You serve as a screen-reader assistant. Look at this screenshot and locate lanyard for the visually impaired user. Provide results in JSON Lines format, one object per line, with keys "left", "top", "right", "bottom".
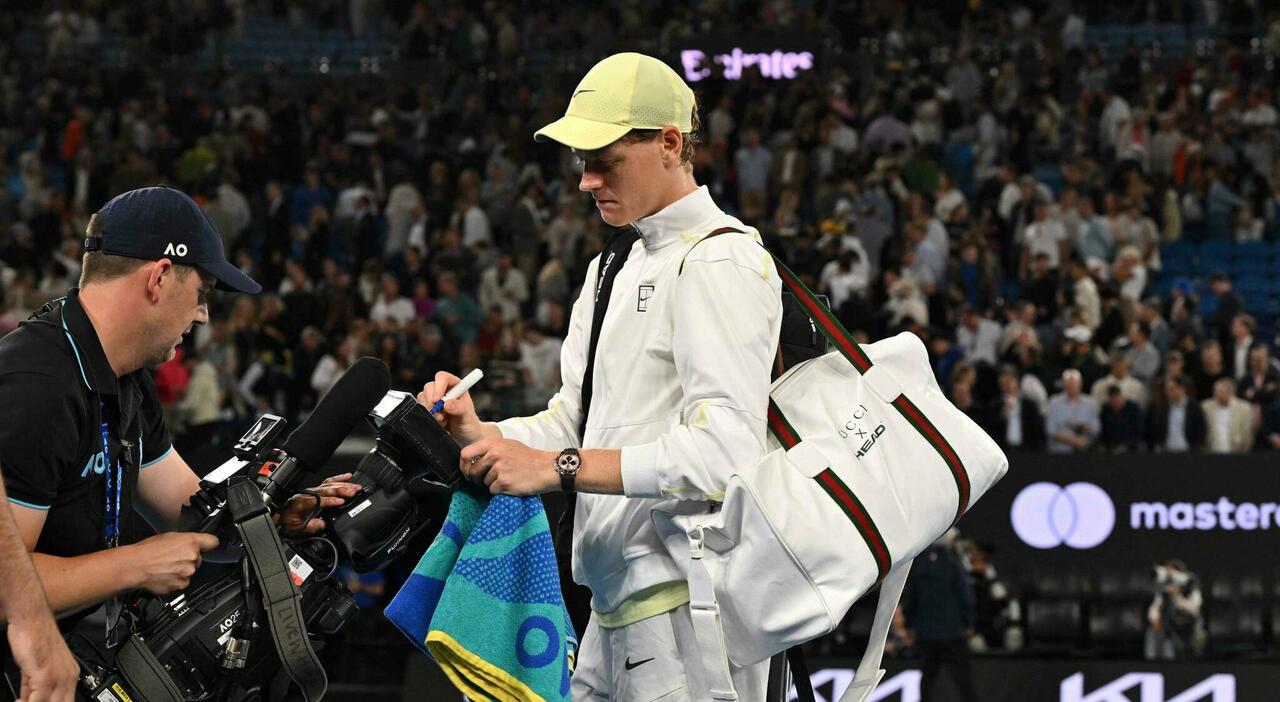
{"left": 99, "top": 400, "right": 123, "bottom": 548}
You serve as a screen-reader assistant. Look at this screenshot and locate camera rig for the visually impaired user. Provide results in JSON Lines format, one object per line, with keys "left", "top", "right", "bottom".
{"left": 73, "top": 359, "right": 461, "bottom": 702}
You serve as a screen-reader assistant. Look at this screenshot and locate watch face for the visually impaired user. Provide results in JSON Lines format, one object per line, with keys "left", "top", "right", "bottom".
{"left": 557, "top": 453, "right": 580, "bottom": 474}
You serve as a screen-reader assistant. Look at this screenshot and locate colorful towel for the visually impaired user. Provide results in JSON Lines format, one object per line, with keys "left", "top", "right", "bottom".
{"left": 385, "top": 485, "right": 577, "bottom": 701}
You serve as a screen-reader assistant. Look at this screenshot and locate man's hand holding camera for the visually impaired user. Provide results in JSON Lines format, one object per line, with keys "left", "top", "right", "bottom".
{"left": 277, "top": 473, "right": 362, "bottom": 534}
{"left": 125, "top": 532, "right": 221, "bottom": 595}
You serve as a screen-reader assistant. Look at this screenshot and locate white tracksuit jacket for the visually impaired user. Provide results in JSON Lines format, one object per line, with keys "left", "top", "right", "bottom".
{"left": 497, "top": 186, "right": 783, "bottom": 616}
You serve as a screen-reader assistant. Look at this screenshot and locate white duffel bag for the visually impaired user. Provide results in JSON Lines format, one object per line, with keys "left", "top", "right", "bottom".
{"left": 653, "top": 257, "right": 1009, "bottom": 702}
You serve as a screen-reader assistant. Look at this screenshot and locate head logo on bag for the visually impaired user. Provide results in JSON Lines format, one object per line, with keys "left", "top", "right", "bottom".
{"left": 1011, "top": 482, "right": 1115, "bottom": 549}
{"left": 854, "top": 424, "right": 886, "bottom": 459}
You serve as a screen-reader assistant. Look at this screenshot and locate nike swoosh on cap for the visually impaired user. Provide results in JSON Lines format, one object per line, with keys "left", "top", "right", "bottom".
{"left": 624, "top": 656, "right": 655, "bottom": 671}
{"left": 573, "top": 89, "right": 597, "bottom": 98}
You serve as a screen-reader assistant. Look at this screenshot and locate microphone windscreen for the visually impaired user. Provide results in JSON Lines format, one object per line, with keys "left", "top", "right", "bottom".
{"left": 280, "top": 357, "right": 391, "bottom": 471}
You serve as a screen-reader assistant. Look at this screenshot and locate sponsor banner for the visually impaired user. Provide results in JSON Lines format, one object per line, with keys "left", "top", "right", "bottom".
{"left": 671, "top": 35, "right": 820, "bottom": 82}
{"left": 959, "top": 451, "right": 1280, "bottom": 575}
{"left": 797, "top": 658, "right": 1273, "bottom": 701}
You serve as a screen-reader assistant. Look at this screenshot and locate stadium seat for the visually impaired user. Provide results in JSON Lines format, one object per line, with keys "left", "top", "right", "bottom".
{"left": 1238, "top": 576, "right": 1265, "bottom": 601}
{"left": 1198, "top": 240, "right": 1233, "bottom": 259}
{"left": 1198, "top": 294, "right": 1220, "bottom": 319}
{"left": 1245, "top": 298, "right": 1280, "bottom": 320}
{"left": 1237, "top": 278, "right": 1272, "bottom": 299}
{"left": 1096, "top": 571, "right": 1127, "bottom": 599}
{"left": 1098, "top": 569, "right": 1152, "bottom": 601}
{"left": 1196, "top": 255, "right": 1229, "bottom": 276}
{"left": 1089, "top": 602, "right": 1145, "bottom": 653}
{"left": 1209, "top": 577, "right": 1236, "bottom": 602}
{"left": 1234, "top": 241, "right": 1269, "bottom": 261}
{"left": 1034, "top": 571, "right": 1089, "bottom": 598}
{"left": 1207, "top": 604, "right": 1267, "bottom": 653}
{"left": 1271, "top": 604, "right": 1280, "bottom": 647}
{"left": 1183, "top": 221, "right": 1208, "bottom": 241}
{"left": 1027, "top": 599, "right": 1083, "bottom": 649}
{"left": 1033, "top": 165, "right": 1065, "bottom": 198}
{"left": 1131, "top": 27, "right": 1157, "bottom": 45}
{"left": 1161, "top": 240, "right": 1195, "bottom": 261}
{"left": 1232, "top": 258, "right": 1272, "bottom": 276}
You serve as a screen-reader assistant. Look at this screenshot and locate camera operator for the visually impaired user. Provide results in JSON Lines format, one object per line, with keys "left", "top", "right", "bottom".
{"left": 0, "top": 474, "right": 78, "bottom": 702}
{"left": 0, "top": 188, "right": 359, "bottom": 684}
{"left": 1145, "top": 559, "right": 1204, "bottom": 660}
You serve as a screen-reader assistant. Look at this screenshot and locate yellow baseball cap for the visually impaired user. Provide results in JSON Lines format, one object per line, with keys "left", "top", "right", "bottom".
{"left": 535, "top": 52, "right": 695, "bottom": 151}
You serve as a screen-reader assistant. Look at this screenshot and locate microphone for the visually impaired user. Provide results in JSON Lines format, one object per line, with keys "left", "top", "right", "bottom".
{"left": 261, "top": 357, "right": 392, "bottom": 506}
{"left": 281, "top": 357, "right": 392, "bottom": 471}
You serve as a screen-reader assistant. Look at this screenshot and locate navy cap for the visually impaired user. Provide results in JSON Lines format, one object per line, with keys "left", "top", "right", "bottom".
{"left": 88, "top": 186, "right": 262, "bottom": 294}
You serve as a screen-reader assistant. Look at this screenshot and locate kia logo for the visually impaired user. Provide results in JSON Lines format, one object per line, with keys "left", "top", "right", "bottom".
{"left": 1011, "top": 482, "right": 1115, "bottom": 549}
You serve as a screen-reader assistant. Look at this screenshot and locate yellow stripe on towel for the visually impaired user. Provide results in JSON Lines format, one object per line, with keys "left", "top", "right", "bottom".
{"left": 426, "top": 631, "right": 547, "bottom": 702}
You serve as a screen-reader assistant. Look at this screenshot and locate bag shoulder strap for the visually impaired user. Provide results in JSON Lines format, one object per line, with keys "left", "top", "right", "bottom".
{"left": 556, "top": 228, "right": 640, "bottom": 637}
{"left": 579, "top": 228, "right": 640, "bottom": 440}
{"left": 678, "top": 226, "right": 743, "bottom": 275}
{"left": 684, "top": 528, "right": 911, "bottom": 702}
{"left": 838, "top": 561, "right": 911, "bottom": 702}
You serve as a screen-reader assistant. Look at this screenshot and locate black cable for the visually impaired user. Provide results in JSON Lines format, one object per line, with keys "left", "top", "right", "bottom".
{"left": 290, "top": 536, "right": 341, "bottom": 582}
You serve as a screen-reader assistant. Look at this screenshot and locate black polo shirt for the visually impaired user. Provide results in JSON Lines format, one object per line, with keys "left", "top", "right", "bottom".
{"left": 0, "top": 289, "right": 172, "bottom": 559}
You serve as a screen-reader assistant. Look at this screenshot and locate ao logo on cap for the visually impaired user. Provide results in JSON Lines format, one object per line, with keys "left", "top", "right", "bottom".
{"left": 1011, "top": 482, "right": 1115, "bottom": 549}
{"left": 164, "top": 242, "right": 188, "bottom": 257}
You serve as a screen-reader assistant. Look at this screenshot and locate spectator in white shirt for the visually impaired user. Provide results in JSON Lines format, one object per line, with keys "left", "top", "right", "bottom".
{"left": 1046, "top": 369, "right": 1100, "bottom": 453}
{"left": 1112, "top": 245, "right": 1148, "bottom": 307}
{"left": 956, "top": 305, "right": 1002, "bottom": 366}
{"left": 934, "top": 172, "right": 968, "bottom": 224}
{"left": 1091, "top": 355, "right": 1150, "bottom": 410}
{"left": 478, "top": 253, "right": 531, "bottom": 323}
{"left": 519, "top": 324, "right": 563, "bottom": 407}
{"left": 1202, "top": 377, "right": 1254, "bottom": 453}
{"left": 1099, "top": 87, "right": 1132, "bottom": 157}
{"left": 369, "top": 273, "right": 417, "bottom": 330}
{"left": 1242, "top": 87, "right": 1279, "bottom": 128}
{"left": 734, "top": 127, "right": 772, "bottom": 214}
{"left": 818, "top": 249, "right": 869, "bottom": 311}
{"left": 456, "top": 190, "right": 492, "bottom": 248}
{"left": 1019, "top": 200, "right": 1067, "bottom": 278}
{"left": 311, "top": 338, "right": 356, "bottom": 397}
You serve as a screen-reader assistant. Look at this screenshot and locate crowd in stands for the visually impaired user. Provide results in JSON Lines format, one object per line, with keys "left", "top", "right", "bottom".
{"left": 6, "top": 0, "right": 1280, "bottom": 468}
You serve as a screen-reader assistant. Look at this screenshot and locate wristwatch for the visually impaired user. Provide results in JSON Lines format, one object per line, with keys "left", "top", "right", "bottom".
{"left": 555, "top": 448, "right": 581, "bottom": 493}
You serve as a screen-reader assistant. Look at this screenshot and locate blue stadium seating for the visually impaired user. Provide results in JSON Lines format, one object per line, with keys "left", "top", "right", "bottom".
{"left": 1199, "top": 294, "right": 1220, "bottom": 319}
{"left": 1161, "top": 241, "right": 1195, "bottom": 262}
{"left": 1198, "top": 240, "right": 1233, "bottom": 259}
{"left": 1234, "top": 241, "right": 1269, "bottom": 261}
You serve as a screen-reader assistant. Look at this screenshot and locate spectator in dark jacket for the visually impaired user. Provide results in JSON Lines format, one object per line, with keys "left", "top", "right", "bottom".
{"left": 1100, "top": 385, "right": 1145, "bottom": 453}
{"left": 1208, "top": 273, "right": 1244, "bottom": 349}
{"left": 1149, "top": 375, "right": 1206, "bottom": 452}
{"left": 903, "top": 537, "right": 979, "bottom": 702}
{"left": 989, "top": 365, "right": 1045, "bottom": 450}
